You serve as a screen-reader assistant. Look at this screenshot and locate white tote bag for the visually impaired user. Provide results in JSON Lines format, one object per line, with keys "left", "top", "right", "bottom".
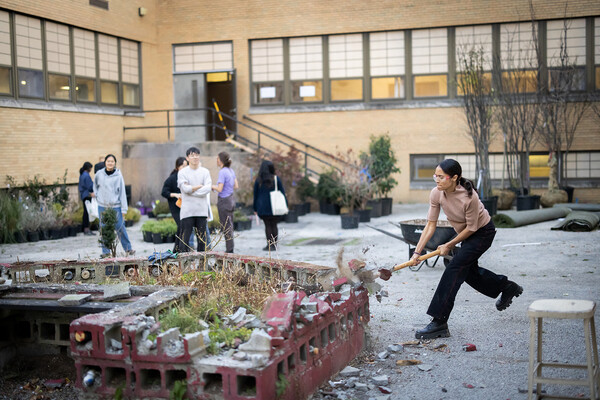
{"left": 270, "top": 177, "right": 288, "bottom": 216}
{"left": 85, "top": 198, "right": 99, "bottom": 220}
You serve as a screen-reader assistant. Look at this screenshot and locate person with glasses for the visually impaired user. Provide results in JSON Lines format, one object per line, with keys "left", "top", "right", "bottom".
{"left": 410, "top": 159, "right": 523, "bottom": 339}
{"left": 177, "top": 147, "right": 212, "bottom": 252}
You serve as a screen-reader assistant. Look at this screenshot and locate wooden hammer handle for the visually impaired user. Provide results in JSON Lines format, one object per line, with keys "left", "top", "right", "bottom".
{"left": 392, "top": 249, "right": 442, "bottom": 272}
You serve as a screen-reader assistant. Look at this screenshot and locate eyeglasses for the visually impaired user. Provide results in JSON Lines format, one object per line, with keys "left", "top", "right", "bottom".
{"left": 433, "top": 174, "right": 450, "bottom": 182}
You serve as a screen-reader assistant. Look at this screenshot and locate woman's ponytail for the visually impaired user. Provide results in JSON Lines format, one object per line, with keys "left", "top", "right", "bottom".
{"left": 459, "top": 177, "right": 474, "bottom": 197}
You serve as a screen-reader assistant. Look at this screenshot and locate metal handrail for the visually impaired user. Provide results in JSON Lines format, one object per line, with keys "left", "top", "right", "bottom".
{"left": 123, "top": 106, "right": 341, "bottom": 177}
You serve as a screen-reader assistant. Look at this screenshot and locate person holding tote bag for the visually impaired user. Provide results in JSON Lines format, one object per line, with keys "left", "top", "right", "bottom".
{"left": 253, "top": 160, "right": 287, "bottom": 251}
{"left": 78, "top": 161, "right": 95, "bottom": 236}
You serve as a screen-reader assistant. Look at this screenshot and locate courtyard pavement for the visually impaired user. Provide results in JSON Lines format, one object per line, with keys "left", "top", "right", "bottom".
{"left": 1, "top": 203, "right": 599, "bottom": 400}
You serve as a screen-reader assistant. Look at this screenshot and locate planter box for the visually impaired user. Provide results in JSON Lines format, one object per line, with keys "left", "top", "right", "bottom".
{"left": 356, "top": 208, "right": 371, "bottom": 223}
{"left": 68, "top": 225, "right": 79, "bottom": 237}
{"left": 234, "top": 220, "right": 252, "bottom": 231}
{"left": 367, "top": 199, "right": 382, "bottom": 218}
{"left": 381, "top": 197, "right": 393, "bottom": 216}
{"left": 341, "top": 213, "right": 359, "bottom": 229}
{"left": 26, "top": 230, "right": 39, "bottom": 242}
{"left": 14, "top": 230, "right": 26, "bottom": 243}
{"left": 481, "top": 196, "right": 498, "bottom": 217}
{"left": 125, "top": 220, "right": 134, "bottom": 227}
{"left": 142, "top": 231, "right": 153, "bottom": 243}
{"left": 284, "top": 210, "right": 299, "bottom": 223}
{"left": 152, "top": 232, "right": 163, "bottom": 244}
{"left": 516, "top": 195, "right": 541, "bottom": 211}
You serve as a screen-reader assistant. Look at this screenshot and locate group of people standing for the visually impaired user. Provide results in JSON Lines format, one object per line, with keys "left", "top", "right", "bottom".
{"left": 78, "top": 147, "right": 288, "bottom": 258}
{"left": 78, "top": 154, "right": 135, "bottom": 257}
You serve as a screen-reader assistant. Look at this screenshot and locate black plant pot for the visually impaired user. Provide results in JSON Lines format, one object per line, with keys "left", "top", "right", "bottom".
{"left": 304, "top": 202, "right": 311, "bottom": 214}
{"left": 27, "top": 230, "right": 39, "bottom": 242}
{"left": 68, "top": 225, "right": 78, "bottom": 237}
{"left": 340, "top": 213, "right": 359, "bottom": 229}
{"left": 38, "top": 229, "right": 50, "bottom": 240}
{"left": 367, "top": 199, "right": 382, "bottom": 218}
{"left": 326, "top": 202, "right": 341, "bottom": 215}
{"left": 143, "top": 231, "right": 153, "bottom": 242}
{"left": 356, "top": 208, "right": 371, "bottom": 223}
{"left": 481, "top": 196, "right": 498, "bottom": 217}
{"left": 14, "top": 230, "right": 26, "bottom": 243}
{"left": 165, "top": 234, "right": 175, "bottom": 243}
{"left": 236, "top": 220, "right": 252, "bottom": 231}
{"left": 125, "top": 220, "right": 134, "bottom": 227}
{"left": 319, "top": 200, "right": 328, "bottom": 214}
{"left": 61, "top": 226, "right": 69, "bottom": 238}
{"left": 152, "top": 232, "right": 163, "bottom": 244}
{"left": 560, "top": 186, "right": 574, "bottom": 203}
{"left": 516, "top": 195, "right": 541, "bottom": 211}
{"left": 50, "top": 227, "right": 62, "bottom": 240}
{"left": 381, "top": 197, "right": 393, "bottom": 216}
{"left": 294, "top": 203, "right": 307, "bottom": 216}
{"left": 284, "top": 210, "right": 299, "bottom": 223}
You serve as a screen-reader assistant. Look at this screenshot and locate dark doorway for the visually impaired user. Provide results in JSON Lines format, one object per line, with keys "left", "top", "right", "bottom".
{"left": 206, "top": 71, "right": 236, "bottom": 141}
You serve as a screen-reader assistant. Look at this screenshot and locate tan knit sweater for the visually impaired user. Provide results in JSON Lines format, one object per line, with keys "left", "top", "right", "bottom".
{"left": 426, "top": 185, "right": 490, "bottom": 233}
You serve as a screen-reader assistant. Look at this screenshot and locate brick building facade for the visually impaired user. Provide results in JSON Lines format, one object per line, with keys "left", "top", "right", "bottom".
{"left": 1, "top": 0, "right": 599, "bottom": 203}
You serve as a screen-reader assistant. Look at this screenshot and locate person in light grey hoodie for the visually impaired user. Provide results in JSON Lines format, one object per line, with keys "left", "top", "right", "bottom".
{"left": 93, "top": 154, "right": 135, "bottom": 257}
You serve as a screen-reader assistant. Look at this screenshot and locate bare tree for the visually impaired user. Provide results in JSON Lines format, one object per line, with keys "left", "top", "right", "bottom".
{"left": 492, "top": 21, "right": 541, "bottom": 196}
{"left": 537, "top": 16, "right": 591, "bottom": 190}
{"left": 456, "top": 46, "right": 496, "bottom": 198}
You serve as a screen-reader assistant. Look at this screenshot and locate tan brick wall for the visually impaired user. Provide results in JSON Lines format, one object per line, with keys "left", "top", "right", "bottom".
{"left": 1, "top": 0, "right": 599, "bottom": 204}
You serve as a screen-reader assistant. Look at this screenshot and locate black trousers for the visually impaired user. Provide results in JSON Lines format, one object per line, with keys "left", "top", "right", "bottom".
{"left": 180, "top": 216, "right": 207, "bottom": 252}
{"left": 82, "top": 197, "right": 92, "bottom": 229}
{"left": 168, "top": 202, "right": 183, "bottom": 253}
{"left": 217, "top": 195, "right": 235, "bottom": 253}
{"left": 261, "top": 216, "right": 279, "bottom": 246}
{"left": 427, "top": 220, "right": 507, "bottom": 320}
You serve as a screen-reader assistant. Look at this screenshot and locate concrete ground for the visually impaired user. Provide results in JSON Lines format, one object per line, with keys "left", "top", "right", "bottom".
{"left": 1, "top": 203, "right": 599, "bottom": 400}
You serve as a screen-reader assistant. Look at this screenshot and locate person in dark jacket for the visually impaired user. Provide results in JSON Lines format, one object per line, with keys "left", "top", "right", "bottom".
{"left": 93, "top": 156, "right": 105, "bottom": 174}
{"left": 253, "top": 160, "right": 286, "bottom": 251}
{"left": 161, "top": 156, "right": 187, "bottom": 252}
{"left": 78, "top": 161, "right": 95, "bottom": 236}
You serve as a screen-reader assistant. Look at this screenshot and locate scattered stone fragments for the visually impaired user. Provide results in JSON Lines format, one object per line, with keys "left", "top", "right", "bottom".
{"left": 339, "top": 366, "right": 361, "bottom": 378}
{"left": 58, "top": 293, "right": 91, "bottom": 306}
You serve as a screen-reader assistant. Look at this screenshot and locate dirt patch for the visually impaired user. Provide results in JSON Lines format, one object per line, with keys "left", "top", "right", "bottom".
{"left": 0, "top": 353, "right": 78, "bottom": 400}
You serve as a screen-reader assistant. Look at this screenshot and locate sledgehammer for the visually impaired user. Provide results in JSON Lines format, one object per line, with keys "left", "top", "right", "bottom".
{"left": 377, "top": 250, "right": 442, "bottom": 281}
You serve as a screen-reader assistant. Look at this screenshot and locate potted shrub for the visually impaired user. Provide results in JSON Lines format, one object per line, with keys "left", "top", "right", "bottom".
{"left": 141, "top": 220, "right": 159, "bottom": 243}
{"left": 20, "top": 201, "right": 42, "bottom": 242}
{"left": 367, "top": 134, "right": 400, "bottom": 216}
{"left": 316, "top": 168, "right": 343, "bottom": 215}
{"left": 153, "top": 200, "right": 171, "bottom": 219}
{"left": 38, "top": 203, "right": 57, "bottom": 240}
{"left": 337, "top": 148, "right": 372, "bottom": 229}
{"left": 161, "top": 218, "right": 178, "bottom": 243}
{"left": 124, "top": 207, "right": 141, "bottom": 227}
{"left": 233, "top": 210, "right": 252, "bottom": 231}
{"left": 99, "top": 208, "right": 119, "bottom": 257}
{"left": 296, "top": 175, "right": 316, "bottom": 215}
{"left": 0, "top": 190, "right": 22, "bottom": 244}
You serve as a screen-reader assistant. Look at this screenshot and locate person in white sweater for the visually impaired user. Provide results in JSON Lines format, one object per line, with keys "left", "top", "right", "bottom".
{"left": 177, "top": 147, "right": 212, "bottom": 252}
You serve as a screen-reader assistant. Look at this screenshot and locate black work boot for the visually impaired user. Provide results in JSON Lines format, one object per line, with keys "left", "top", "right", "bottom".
{"left": 415, "top": 318, "right": 450, "bottom": 339}
{"left": 496, "top": 281, "right": 523, "bottom": 311}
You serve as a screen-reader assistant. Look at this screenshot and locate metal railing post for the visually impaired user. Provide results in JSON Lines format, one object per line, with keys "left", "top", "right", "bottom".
{"left": 166, "top": 110, "right": 171, "bottom": 141}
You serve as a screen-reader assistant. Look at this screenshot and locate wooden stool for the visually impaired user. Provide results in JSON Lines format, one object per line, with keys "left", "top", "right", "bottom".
{"left": 528, "top": 299, "right": 599, "bottom": 400}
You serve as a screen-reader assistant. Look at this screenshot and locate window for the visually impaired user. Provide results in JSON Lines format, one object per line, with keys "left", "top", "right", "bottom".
{"left": 98, "top": 34, "right": 118, "bottom": 104}
{"left": 329, "top": 34, "right": 363, "bottom": 101}
{"left": 566, "top": 152, "right": 600, "bottom": 179}
{"left": 547, "top": 19, "right": 586, "bottom": 91}
{"left": 500, "top": 22, "right": 538, "bottom": 93}
{"left": 529, "top": 154, "right": 549, "bottom": 178}
{"left": 251, "top": 39, "right": 284, "bottom": 104}
{"left": 173, "top": 42, "right": 233, "bottom": 73}
{"left": 290, "top": 36, "right": 323, "bottom": 102}
{"left": 121, "top": 39, "right": 139, "bottom": 106}
{"left": 412, "top": 155, "right": 441, "bottom": 181}
{"left": 73, "top": 28, "right": 96, "bottom": 102}
{"left": 0, "top": 11, "right": 11, "bottom": 95}
{"left": 46, "top": 22, "right": 71, "bottom": 100}
{"left": 15, "top": 14, "right": 43, "bottom": 98}
{"left": 455, "top": 25, "right": 493, "bottom": 95}
{"left": 412, "top": 28, "right": 448, "bottom": 97}
{"left": 370, "top": 31, "right": 405, "bottom": 99}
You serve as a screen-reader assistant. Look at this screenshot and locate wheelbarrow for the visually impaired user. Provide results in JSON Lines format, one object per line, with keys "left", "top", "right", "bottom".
{"left": 367, "top": 219, "right": 458, "bottom": 271}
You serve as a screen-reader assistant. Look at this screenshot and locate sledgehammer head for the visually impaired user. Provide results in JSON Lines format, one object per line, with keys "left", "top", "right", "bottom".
{"left": 378, "top": 268, "right": 393, "bottom": 281}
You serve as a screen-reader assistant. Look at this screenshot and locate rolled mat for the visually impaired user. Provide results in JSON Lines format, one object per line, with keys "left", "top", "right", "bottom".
{"left": 492, "top": 207, "right": 571, "bottom": 228}
{"left": 551, "top": 211, "right": 600, "bottom": 232}
{"left": 553, "top": 203, "right": 600, "bottom": 212}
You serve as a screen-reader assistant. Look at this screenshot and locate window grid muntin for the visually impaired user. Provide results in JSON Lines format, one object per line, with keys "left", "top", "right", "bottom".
{"left": 546, "top": 19, "right": 586, "bottom": 67}
{"left": 369, "top": 31, "right": 405, "bottom": 76}
{"left": 289, "top": 36, "right": 323, "bottom": 80}
{"left": 251, "top": 39, "right": 284, "bottom": 82}
{"left": 455, "top": 25, "right": 493, "bottom": 71}
{"left": 15, "top": 14, "right": 42, "bottom": 70}
{"left": 120, "top": 39, "right": 139, "bottom": 84}
{"left": 412, "top": 28, "right": 448, "bottom": 74}
{"left": 0, "top": 11, "right": 11, "bottom": 66}
{"left": 45, "top": 21, "right": 70, "bottom": 74}
{"left": 500, "top": 22, "right": 537, "bottom": 70}
{"left": 73, "top": 28, "right": 96, "bottom": 78}
{"left": 98, "top": 34, "right": 118, "bottom": 81}
{"left": 173, "top": 42, "right": 233, "bottom": 73}
{"left": 566, "top": 152, "right": 600, "bottom": 179}
{"left": 329, "top": 33, "right": 363, "bottom": 78}
{"left": 595, "top": 18, "right": 600, "bottom": 65}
